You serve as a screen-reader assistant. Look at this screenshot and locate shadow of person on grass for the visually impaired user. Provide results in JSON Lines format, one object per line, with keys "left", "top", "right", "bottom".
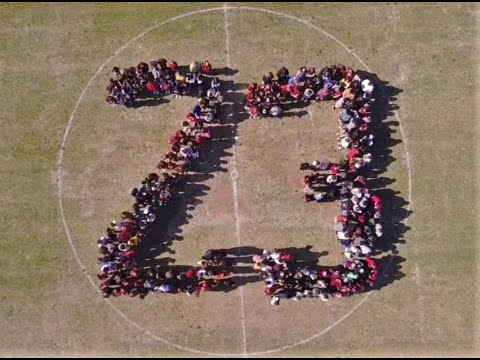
{"left": 374, "top": 254, "right": 407, "bottom": 289}
{"left": 131, "top": 97, "right": 170, "bottom": 108}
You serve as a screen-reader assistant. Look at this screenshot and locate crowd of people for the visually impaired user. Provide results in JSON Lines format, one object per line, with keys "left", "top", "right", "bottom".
{"left": 98, "top": 60, "right": 227, "bottom": 298}
{"left": 99, "top": 60, "right": 387, "bottom": 304}
{"left": 105, "top": 59, "right": 217, "bottom": 107}
{"left": 247, "top": 64, "right": 385, "bottom": 305}
{"left": 244, "top": 64, "right": 376, "bottom": 120}
{"left": 253, "top": 249, "right": 380, "bottom": 305}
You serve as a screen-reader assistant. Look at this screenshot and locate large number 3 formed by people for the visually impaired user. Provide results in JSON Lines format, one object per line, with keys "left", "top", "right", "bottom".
{"left": 99, "top": 59, "right": 385, "bottom": 306}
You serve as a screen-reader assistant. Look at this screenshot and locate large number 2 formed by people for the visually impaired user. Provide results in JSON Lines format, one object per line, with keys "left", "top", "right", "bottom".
{"left": 99, "top": 59, "right": 385, "bottom": 306}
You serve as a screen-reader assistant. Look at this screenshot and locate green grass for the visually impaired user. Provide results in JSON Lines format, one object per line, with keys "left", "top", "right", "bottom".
{"left": 0, "top": 2, "right": 477, "bottom": 357}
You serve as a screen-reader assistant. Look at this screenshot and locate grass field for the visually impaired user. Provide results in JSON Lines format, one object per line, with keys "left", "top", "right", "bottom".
{"left": 0, "top": 2, "right": 478, "bottom": 357}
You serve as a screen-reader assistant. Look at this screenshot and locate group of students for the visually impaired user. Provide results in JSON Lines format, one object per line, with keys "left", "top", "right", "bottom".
{"left": 99, "top": 245, "right": 235, "bottom": 299}
{"left": 124, "top": 249, "right": 235, "bottom": 299}
{"left": 106, "top": 59, "right": 216, "bottom": 107}
{"left": 253, "top": 249, "right": 380, "bottom": 305}
{"left": 140, "top": 261, "right": 236, "bottom": 298}
{"left": 98, "top": 64, "right": 225, "bottom": 298}
{"left": 99, "top": 60, "right": 387, "bottom": 303}
{"left": 248, "top": 64, "right": 384, "bottom": 305}
{"left": 244, "top": 64, "right": 376, "bottom": 121}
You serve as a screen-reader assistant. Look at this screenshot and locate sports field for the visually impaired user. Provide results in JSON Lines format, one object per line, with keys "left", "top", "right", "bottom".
{"left": 0, "top": 2, "right": 478, "bottom": 357}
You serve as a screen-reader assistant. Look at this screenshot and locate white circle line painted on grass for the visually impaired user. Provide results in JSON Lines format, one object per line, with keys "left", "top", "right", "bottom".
{"left": 230, "top": 169, "right": 239, "bottom": 180}
{"left": 56, "top": 5, "right": 413, "bottom": 357}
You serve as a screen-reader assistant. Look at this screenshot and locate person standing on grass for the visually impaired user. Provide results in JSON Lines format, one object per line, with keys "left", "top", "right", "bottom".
{"left": 201, "top": 60, "right": 213, "bottom": 75}
{"left": 146, "top": 79, "right": 160, "bottom": 100}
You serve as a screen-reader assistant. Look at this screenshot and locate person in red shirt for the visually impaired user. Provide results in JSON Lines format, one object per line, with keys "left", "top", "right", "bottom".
{"left": 201, "top": 60, "right": 213, "bottom": 75}
{"left": 248, "top": 105, "right": 261, "bottom": 119}
{"left": 279, "top": 253, "right": 294, "bottom": 263}
{"left": 215, "top": 270, "right": 230, "bottom": 280}
{"left": 186, "top": 268, "right": 197, "bottom": 280}
{"left": 186, "top": 112, "right": 198, "bottom": 126}
{"left": 169, "top": 60, "right": 178, "bottom": 71}
{"left": 354, "top": 175, "right": 366, "bottom": 185}
{"left": 264, "top": 285, "right": 280, "bottom": 296}
{"left": 345, "top": 66, "right": 355, "bottom": 81}
{"left": 368, "top": 268, "right": 379, "bottom": 283}
{"left": 168, "top": 136, "right": 180, "bottom": 146}
{"left": 366, "top": 258, "right": 377, "bottom": 269}
{"left": 146, "top": 80, "right": 160, "bottom": 100}
{"left": 198, "top": 280, "right": 211, "bottom": 294}
{"left": 348, "top": 147, "right": 362, "bottom": 162}
{"left": 119, "top": 222, "right": 134, "bottom": 242}
{"left": 215, "top": 270, "right": 236, "bottom": 288}
{"left": 332, "top": 87, "right": 343, "bottom": 99}
{"left": 175, "top": 130, "right": 187, "bottom": 140}
{"left": 125, "top": 249, "right": 136, "bottom": 259}
{"left": 357, "top": 213, "right": 367, "bottom": 225}
{"left": 330, "top": 277, "right": 343, "bottom": 290}
{"left": 290, "top": 86, "right": 303, "bottom": 101}
{"left": 246, "top": 91, "right": 255, "bottom": 104}
{"left": 330, "top": 164, "right": 342, "bottom": 175}
{"left": 280, "top": 83, "right": 292, "bottom": 96}
{"left": 372, "top": 195, "right": 382, "bottom": 209}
